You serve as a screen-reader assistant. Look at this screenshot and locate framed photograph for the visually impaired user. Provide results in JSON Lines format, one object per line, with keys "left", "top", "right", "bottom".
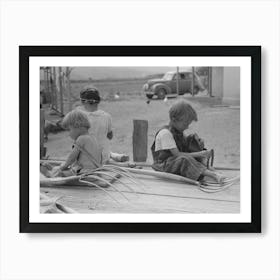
{"left": 20, "top": 46, "right": 261, "bottom": 233}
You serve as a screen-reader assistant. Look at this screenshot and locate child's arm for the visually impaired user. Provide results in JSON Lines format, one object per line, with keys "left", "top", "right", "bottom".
{"left": 59, "top": 146, "right": 80, "bottom": 170}
{"left": 156, "top": 129, "right": 210, "bottom": 158}
{"left": 52, "top": 148, "right": 80, "bottom": 177}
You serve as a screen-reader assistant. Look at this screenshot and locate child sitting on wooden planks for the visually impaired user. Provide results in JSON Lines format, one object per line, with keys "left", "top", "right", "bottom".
{"left": 52, "top": 110, "right": 102, "bottom": 177}
{"left": 151, "top": 100, "right": 225, "bottom": 183}
{"left": 78, "top": 86, "right": 129, "bottom": 163}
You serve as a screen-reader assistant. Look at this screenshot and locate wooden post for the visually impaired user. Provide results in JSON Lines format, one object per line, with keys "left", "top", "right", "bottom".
{"left": 208, "top": 67, "right": 212, "bottom": 97}
{"left": 43, "top": 68, "right": 47, "bottom": 92}
{"left": 40, "top": 109, "right": 45, "bottom": 158}
{"left": 52, "top": 67, "right": 58, "bottom": 109}
{"left": 49, "top": 67, "right": 54, "bottom": 107}
{"left": 192, "top": 66, "right": 195, "bottom": 96}
{"left": 176, "top": 66, "right": 179, "bottom": 95}
{"left": 133, "top": 120, "right": 148, "bottom": 162}
{"left": 58, "top": 67, "right": 64, "bottom": 115}
{"left": 46, "top": 68, "right": 50, "bottom": 97}
{"left": 66, "top": 67, "right": 72, "bottom": 113}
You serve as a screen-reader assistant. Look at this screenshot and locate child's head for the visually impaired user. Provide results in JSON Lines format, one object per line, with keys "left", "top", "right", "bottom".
{"left": 80, "top": 86, "right": 100, "bottom": 108}
{"left": 62, "top": 110, "right": 90, "bottom": 140}
{"left": 169, "top": 100, "right": 198, "bottom": 131}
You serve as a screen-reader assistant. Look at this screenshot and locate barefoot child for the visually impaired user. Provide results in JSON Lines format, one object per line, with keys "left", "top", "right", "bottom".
{"left": 151, "top": 100, "right": 225, "bottom": 183}
{"left": 79, "top": 86, "right": 129, "bottom": 163}
{"left": 52, "top": 110, "right": 102, "bottom": 177}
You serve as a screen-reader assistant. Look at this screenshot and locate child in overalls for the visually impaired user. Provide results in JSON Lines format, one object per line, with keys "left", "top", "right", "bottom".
{"left": 151, "top": 100, "right": 225, "bottom": 183}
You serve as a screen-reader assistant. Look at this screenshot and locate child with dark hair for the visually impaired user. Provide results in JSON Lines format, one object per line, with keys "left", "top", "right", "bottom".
{"left": 79, "top": 86, "right": 113, "bottom": 163}
{"left": 79, "top": 86, "right": 128, "bottom": 163}
{"left": 151, "top": 100, "right": 225, "bottom": 183}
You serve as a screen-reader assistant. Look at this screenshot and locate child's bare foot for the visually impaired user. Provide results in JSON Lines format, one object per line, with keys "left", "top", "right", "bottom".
{"left": 110, "top": 152, "right": 129, "bottom": 162}
{"left": 213, "top": 173, "right": 227, "bottom": 184}
{"left": 202, "top": 169, "right": 226, "bottom": 184}
{"left": 208, "top": 166, "right": 216, "bottom": 171}
{"left": 40, "top": 165, "right": 52, "bottom": 178}
{"left": 50, "top": 166, "right": 62, "bottom": 177}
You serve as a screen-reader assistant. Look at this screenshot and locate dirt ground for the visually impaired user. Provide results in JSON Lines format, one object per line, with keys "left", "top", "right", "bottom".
{"left": 44, "top": 94, "right": 240, "bottom": 168}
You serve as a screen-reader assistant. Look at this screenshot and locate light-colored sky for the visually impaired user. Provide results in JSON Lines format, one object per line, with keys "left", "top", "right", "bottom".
{"left": 71, "top": 67, "right": 189, "bottom": 80}
{"left": 40, "top": 66, "right": 193, "bottom": 80}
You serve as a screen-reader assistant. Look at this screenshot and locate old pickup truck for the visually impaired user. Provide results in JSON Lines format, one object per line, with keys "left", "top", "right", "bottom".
{"left": 143, "top": 70, "right": 205, "bottom": 99}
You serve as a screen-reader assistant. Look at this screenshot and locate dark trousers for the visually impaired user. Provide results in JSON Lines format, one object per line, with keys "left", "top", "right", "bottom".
{"left": 152, "top": 154, "right": 206, "bottom": 181}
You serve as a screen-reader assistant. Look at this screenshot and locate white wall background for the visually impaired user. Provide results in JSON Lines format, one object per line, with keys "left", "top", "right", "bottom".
{"left": 0, "top": 0, "right": 279, "bottom": 279}
{"left": 223, "top": 67, "right": 240, "bottom": 101}
{"left": 211, "top": 67, "right": 224, "bottom": 97}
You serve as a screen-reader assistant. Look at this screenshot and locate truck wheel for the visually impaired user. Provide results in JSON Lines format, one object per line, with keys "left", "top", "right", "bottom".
{"left": 157, "top": 88, "right": 166, "bottom": 99}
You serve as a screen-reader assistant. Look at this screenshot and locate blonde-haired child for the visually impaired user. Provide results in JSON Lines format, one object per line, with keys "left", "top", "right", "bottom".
{"left": 151, "top": 100, "right": 225, "bottom": 183}
{"left": 53, "top": 110, "right": 102, "bottom": 177}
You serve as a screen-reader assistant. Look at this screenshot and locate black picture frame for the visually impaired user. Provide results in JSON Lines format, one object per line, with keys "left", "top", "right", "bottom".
{"left": 20, "top": 46, "right": 261, "bottom": 233}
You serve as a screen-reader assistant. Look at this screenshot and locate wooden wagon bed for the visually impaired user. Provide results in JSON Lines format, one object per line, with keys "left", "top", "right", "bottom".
{"left": 40, "top": 169, "right": 240, "bottom": 214}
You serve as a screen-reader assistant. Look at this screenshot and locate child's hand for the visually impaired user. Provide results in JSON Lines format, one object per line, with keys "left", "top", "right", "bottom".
{"left": 202, "top": 150, "right": 212, "bottom": 158}
{"left": 200, "top": 150, "right": 214, "bottom": 169}
{"left": 194, "top": 150, "right": 211, "bottom": 158}
{"left": 198, "top": 138, "right": 204, "bottom": 148}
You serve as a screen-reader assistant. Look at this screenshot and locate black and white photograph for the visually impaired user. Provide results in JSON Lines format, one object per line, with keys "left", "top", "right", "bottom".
{"left": 20, "top": 46, "right": 260, "bottom": 232}
{"left": 39, "top": 66, "right": 241, "bottom": 213}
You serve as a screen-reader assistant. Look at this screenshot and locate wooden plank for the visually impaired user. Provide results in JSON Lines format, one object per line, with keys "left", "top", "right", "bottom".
{"left": 41, "top": 187, "right": 239, "bottom": 213}
{"left": 40, "top": 169, "right": 239, "bottom": 213}
{"left": 125, "top": 170, "right": 240, "bottom": 202}
{"left": 133, "top": 120, "right": 148, "bottom": 162}
{"left": 40, "top": 169, "right": 239, "bottom": 202}
{"left": 114, "top": 177, "right": 239, "bottom": 203}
